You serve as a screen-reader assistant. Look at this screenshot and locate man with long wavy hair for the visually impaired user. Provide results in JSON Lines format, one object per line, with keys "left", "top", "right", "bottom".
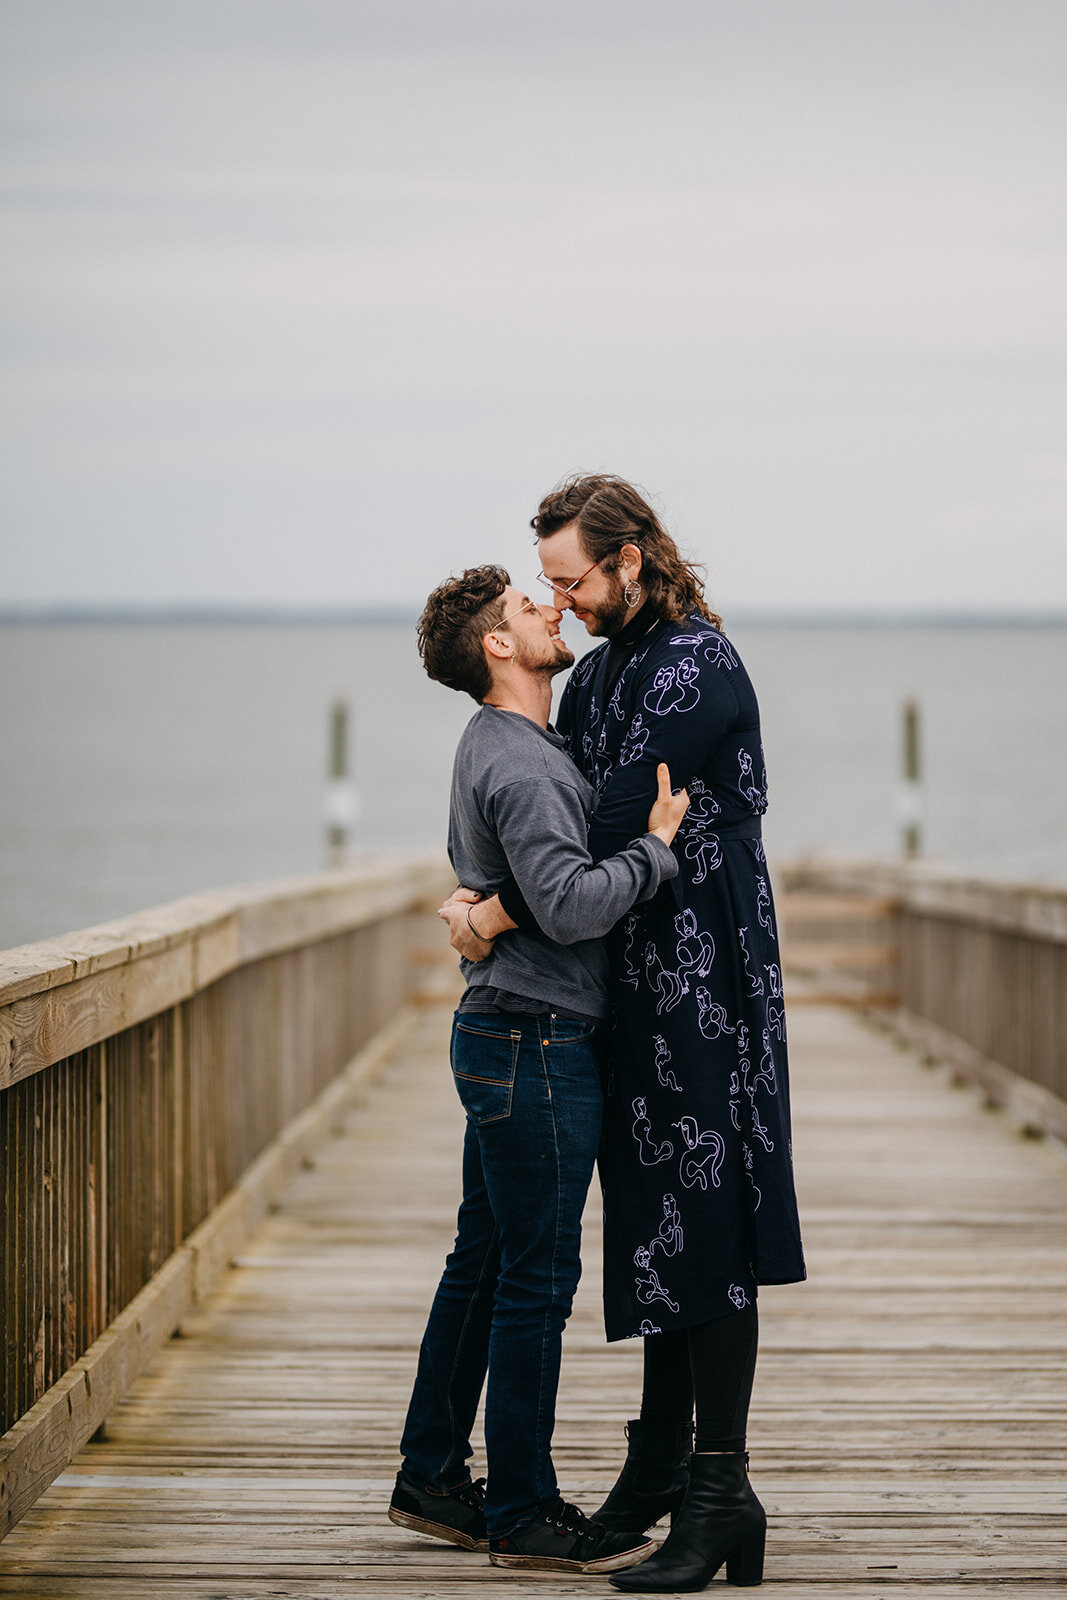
{"left": 442, "top": 475, "right": 806, "bottom": 1594}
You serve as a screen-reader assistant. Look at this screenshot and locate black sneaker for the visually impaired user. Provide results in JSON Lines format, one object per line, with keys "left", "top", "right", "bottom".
{"left": 489, "top": 1496, "right": 657, "bottom": 1574}
{"left": 388, "top": 1470, "right": 489, "bottom": 1551}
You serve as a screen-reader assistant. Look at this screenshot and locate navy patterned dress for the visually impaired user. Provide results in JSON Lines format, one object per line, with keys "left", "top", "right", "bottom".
{"left": 557, "top": 613, "right": 806, "bottom": 1342}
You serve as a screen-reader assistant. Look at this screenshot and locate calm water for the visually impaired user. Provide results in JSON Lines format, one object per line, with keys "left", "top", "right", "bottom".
{"left": 2, "top": 620, "right": 1065, "bottom": 950}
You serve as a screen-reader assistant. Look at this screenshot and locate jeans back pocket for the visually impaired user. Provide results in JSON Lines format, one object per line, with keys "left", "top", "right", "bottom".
{"left": 451, "top": 1017, "right": 520, "bottom": 1125}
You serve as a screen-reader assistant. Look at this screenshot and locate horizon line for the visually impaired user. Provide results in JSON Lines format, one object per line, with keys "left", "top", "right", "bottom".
{"left": 2, "top": 603, "right": 1066, "bottom": 628}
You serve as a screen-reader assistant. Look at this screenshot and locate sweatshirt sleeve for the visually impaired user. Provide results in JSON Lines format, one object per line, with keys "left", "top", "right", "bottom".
{"left": 487, "top": 774, "right": 678, "bottom": 945}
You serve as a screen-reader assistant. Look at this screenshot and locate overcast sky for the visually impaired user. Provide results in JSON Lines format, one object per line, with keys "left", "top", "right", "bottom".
{"left": 2, "top": 0, "right": 1065, "bottom": 615}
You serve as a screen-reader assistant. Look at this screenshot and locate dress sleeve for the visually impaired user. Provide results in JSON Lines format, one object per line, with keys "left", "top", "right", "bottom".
{"left": 586, "top": 649, "right": 740, "bottom": 863}
{"left": 555, "top": 675, "right": 576, "bottom": 750}
{"left": 497, "top": 877, "right": 538, "bottom": 933}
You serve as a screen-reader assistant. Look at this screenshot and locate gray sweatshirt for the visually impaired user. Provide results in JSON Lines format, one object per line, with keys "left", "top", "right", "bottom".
{"left": 448, "top": 705, "right": 678, "bottom": 1018}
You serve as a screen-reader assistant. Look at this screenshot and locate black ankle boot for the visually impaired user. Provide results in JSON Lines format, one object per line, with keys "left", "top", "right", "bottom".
{"left": 591, "top": 1418, "right": 693, "bottom": 1534}
{"left": 609, "top": 1451, "right": 766, "bottom": 1592}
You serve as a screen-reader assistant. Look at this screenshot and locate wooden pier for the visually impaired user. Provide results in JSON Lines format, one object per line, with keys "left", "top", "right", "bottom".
{"left": 2, "top": 970, "right": 1065, "bottom": 1595}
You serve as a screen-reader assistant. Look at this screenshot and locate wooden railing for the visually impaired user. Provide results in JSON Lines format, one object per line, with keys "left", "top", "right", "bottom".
{"left": 0, "top": 855, "right": 453, "bottom": 1538}
{"left": 778, "top": 857, "right": 1067, "bottom": 1141}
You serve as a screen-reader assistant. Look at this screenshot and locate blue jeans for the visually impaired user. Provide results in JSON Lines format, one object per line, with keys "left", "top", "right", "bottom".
{"left": 399, "top": 1010, "right": 604, "bottom": 1539}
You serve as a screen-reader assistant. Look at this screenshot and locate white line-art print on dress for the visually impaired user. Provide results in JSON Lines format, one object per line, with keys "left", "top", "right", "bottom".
{"left": 634, "top": 1266, "right": 680, "bottom": 1314}
{"left": 607, "top": 672, "right": 630, "bottom": 722}
{"left": 745, "top": 1107, "right": 775, "bottom": 1158}
{"left": 643, "top": 658, "right": 701, "bottom": 717}
{"left": 618, "top": 713, "right": 649, "bottom": 766}
{"left": 653, "top": 1034, "right": 682, "bottom": 1093}
{"left": 763, "top": 962, "right": 785, "bottom": 1043}
{"left": 668, "top": 632, "right": 739, "bottom": 672}
{"left": 634, "top": 1193, "right": 684, "bottom": 1268}
{"left": 735, "top": 1019, "right": 775, "bottom": 1155}
{"left": 742, "top": 1142, "right": 762, "bottom": 1210}
{"left": 677, "top": 779, "right": 723, "bottom": 884}
{"left": 754, "top": 1030, "right": 779, "bottom": 1098}
{"left": 609, "top": 634, "right": 661, "bottom": 723}
{"left": 684, "top": 832, "right": 722, "bottom": 885}
{"left": 756, "top": 876, "right": 774, "bottom": 935}
{"left": 644, "top": 940, "right": 687, "bottom": 1014}
{"left": 727, "top": 1284, "right": 751, "bottom": 1310}
{"left": 631, "top": 1097, "right": 675, "bottom": 1165}
{"left": 675, "top": 908, "right": 716, "bottom": 980}
{"left": 738, "top": 1053, "right": 775, "bottom": 1155}
{"left": 683, "top": 777, "right": 722, "bottom": 824}
{"left": 642, "top": 912, "right": 716, "bottom": 1017}
{"left": 673, "top": 1115, "right": 726, "bottom": 1191}
{"left": 737, "top": 747, "right": 767, "bottom": 810}
{"left": 696, "top": 990, "right": 736, "bottom": 1041}
{"left": 729, "top": 1022, "right": 758, "bottom": 1154}
{"left": 737, "top": 926, "right": 765, "bottom": 996}
{"left": 567, "top": 652, "right": 598, "bottom": 692}
{"left": 621, "top": 913, "right": 642, "bottom": 989}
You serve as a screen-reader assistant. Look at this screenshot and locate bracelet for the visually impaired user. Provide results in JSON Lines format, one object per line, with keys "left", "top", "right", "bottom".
{"left": 466, "top": 904, "right": 491, "bottom": 942}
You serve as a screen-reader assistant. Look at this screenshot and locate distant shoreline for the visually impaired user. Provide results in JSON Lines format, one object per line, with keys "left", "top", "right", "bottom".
{"left": 2, "top": 606, "right": 1066, "bottom": 629}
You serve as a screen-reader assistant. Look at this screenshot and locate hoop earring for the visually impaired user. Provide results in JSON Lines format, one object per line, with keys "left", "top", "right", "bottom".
{"left": 624, "top": 580, "right": 643, "bottom": 608}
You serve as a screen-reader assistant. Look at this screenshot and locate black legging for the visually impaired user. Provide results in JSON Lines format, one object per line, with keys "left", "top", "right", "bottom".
{"left": 639, "top": 1304, "right": 758, "bottom": 1454}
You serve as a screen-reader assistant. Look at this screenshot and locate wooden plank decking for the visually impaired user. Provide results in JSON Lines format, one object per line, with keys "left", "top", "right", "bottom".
{"left": 1, "top": 984, "right": 1065, "bottom": 1596}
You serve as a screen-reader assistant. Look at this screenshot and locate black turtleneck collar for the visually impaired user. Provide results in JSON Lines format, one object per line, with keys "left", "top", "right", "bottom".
{"left": 601, "top": 603, "right": 664, "bottom": 700}
{"left": 611, "top": 602, "right": 662, "bottom": 650}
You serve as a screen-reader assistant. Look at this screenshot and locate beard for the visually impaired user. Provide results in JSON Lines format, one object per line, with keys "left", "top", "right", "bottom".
{"left": 582, "top": 573, "right": 633, "bottom": 639}
{"left": 513, "top": 633, "right": 575, "bottom": 676}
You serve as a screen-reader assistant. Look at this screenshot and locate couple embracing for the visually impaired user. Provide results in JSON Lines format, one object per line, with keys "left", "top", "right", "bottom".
{"left": 387, "top": 475, "right": 805, "bottom": 1592}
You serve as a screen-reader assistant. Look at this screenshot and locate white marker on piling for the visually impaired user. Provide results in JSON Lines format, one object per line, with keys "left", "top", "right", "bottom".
{"left": 325, "top": 698, "right": 359, "bottom": 865}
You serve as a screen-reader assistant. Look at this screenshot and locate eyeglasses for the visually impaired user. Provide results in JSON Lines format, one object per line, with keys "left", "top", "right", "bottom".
{"left": 535, "top": 559, "right": 602, "bottom": 598}
{"left": 497, "top": 596, "right": 542, "bottom": 627}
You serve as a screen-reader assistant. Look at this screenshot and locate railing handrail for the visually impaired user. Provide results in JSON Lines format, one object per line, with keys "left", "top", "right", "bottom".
{"left": 777, "top": 852, "right": 1067, "bottom": 944}
{"left": 1, "top": 852, "right": 449, "bottom": 1088}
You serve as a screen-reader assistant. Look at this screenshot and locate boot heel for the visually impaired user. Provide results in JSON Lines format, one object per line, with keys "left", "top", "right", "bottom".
{"left": 725, "top": 1524, "right": 765, "bottom": 1586}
